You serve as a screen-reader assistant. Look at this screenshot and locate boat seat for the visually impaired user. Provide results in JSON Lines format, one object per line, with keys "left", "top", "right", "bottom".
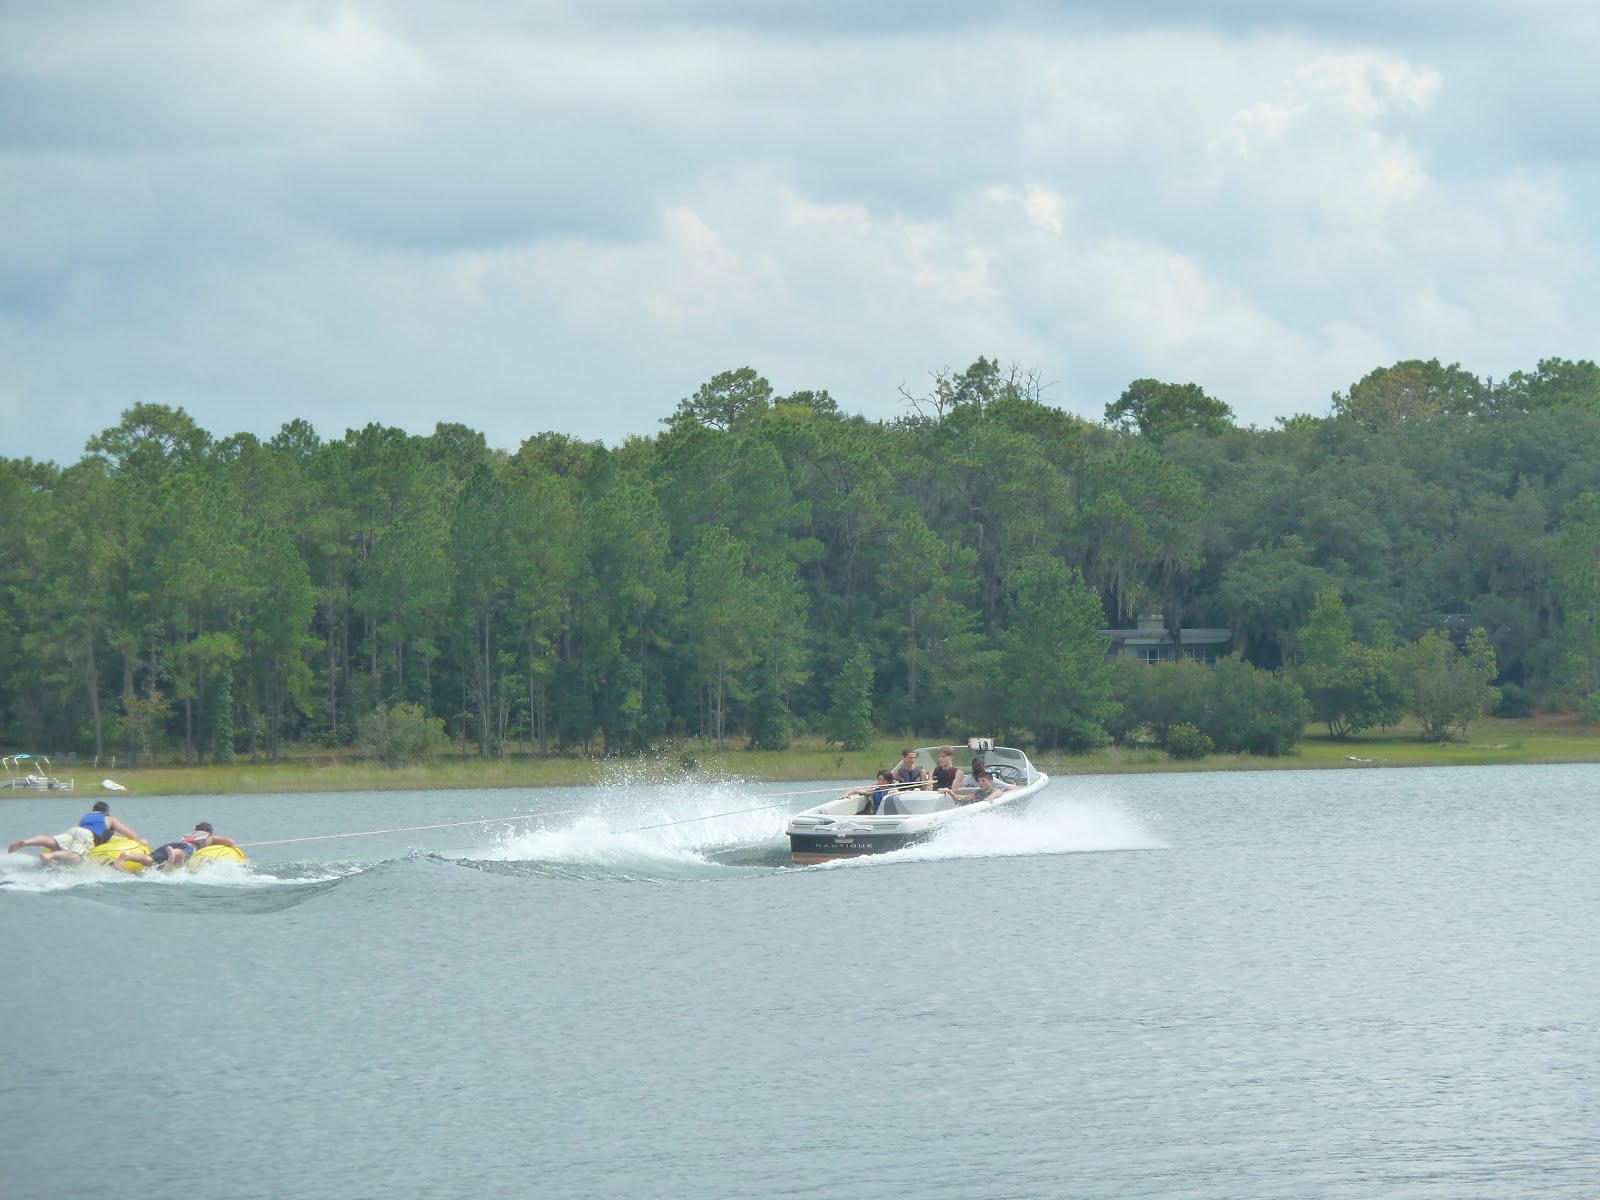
{"left": 883, "top": 791, "right": 956, "bottom": 815}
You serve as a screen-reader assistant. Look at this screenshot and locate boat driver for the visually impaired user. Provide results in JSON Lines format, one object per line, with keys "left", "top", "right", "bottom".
{"left": 6, "top": 800, "right": 144, "bottom": 866}
{"left": 113, "top": 822, "right": 239, "bottom": 871}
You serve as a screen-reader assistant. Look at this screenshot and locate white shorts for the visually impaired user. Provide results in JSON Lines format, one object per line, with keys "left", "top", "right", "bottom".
{"left": 51, "top": 827, "right": 95, "bottom": 856}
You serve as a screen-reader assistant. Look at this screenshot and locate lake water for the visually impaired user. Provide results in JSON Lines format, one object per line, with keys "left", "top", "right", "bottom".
{"left": 2, "top": 763, "right": 1597, "bottom": 1199}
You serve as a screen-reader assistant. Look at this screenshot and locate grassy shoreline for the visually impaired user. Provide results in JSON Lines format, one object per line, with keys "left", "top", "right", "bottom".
{"left": 9, "top": 715, "right": 1598, "bottom": 798}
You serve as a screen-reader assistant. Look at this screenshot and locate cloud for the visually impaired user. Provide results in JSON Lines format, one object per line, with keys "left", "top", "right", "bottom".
{"left": 0, "top": 3, "right": 1597, "bottom": 462}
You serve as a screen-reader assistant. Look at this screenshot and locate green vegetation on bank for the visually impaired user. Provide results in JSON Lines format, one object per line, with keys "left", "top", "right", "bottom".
{"left": 7, "top": 354, "right": 1600, "bottom": 768}
{"left": 16, "top": 717, "right": 1598, "bottom": 797}
{"left": 1056, "top": 716, "right": 1600, "bottom": 775}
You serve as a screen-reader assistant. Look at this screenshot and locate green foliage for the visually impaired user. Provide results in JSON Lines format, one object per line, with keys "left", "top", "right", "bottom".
{"left": 1306, "top": 644, "right": 1408, "bottom": 739}
{"left": 1164, "top": 722, "right": 1213, "bottom": 760}
{"left": 1113, "top": 657, "right": 1210, "bottom": 745}
{"left": 1492, "top": 681, "right": 1534, "bottom": 718}
{"left": 825, "top": 647, "right": 875, "bottom": 751}
{"left": 667, "top": 367, "right": 774, "bottom": 433}
{"left": 13, "top": 353, "right": 1600, "bottom": 761}
{"left": 747, "top": 671, "right": 792, "bottom": 751}
{"left": 356, "top": 702, "right": 449, "bottom": 766}
{"left": 901, "top": 356, "right": 1042, "bottom": 419}
{"left": 1296, "top": 587, "right": 1353, "bottom": 669}
{"left": 1553, "top": 492, "right": 1600, "bottom": 704}
{"left": 208, "top": 664, "right": 236, "bottom": 764}
{"left": 1111, "top": 655, "right": 1308, "bottom": 755}
{"left": 1293, "top": 589, "right": 1405, "bottom": 738}
{"left": 877, "top": 512, "right": 983, "bottom": 730}
{"left": 85, "top": 403, "right": 213, "bottom": 480}
{"left": 1105, "top": 379, "right": 1234, "bottom": 442}
{"left": 684, "top": 525, "right": 803, "bottom": 749}
{"left": 1216, "top": 538, "right": 1339, "bottom": 667}
{"left": 998, "top": 556, "right": 1117, "bottom": 752}
{"left": 1101, "top": 658, "right": 1147, "bottom": 744}
{"left": 1332, "top": 359, "right": 1483, "bottom": 429}
{"left": 1496, "top": 358, "right": 1600, "bottom": 415}
{"left": 120, "top": 689, "right": 172, "bottom": 762}
{"left": 1396, "top": 629, "right": 1500, "bottom": 742}
{"left": 1200, "top": 656, "right": 1311, "bottom": 756}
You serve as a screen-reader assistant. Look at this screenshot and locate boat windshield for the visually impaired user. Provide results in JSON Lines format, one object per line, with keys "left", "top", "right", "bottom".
{"left": 911, "top": 744, "right": 1033, "bottom": 783}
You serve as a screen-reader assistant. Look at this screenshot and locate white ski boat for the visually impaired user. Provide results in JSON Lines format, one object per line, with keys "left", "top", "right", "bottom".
{"left": 786, "top": 739, "right": 1049, "bottom": 864}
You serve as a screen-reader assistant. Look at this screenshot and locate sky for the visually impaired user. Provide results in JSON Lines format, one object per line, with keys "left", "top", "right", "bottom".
{"left": 3, "top": 1, "right": 1598, "bottom": 464}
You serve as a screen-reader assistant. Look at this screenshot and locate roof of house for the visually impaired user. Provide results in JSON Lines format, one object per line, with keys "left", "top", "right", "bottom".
{"left": 1100, "top": 627, "right": 1233, "bottom": 644}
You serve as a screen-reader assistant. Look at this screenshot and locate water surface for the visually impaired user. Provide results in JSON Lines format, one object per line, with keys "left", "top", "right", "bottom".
{"left": 1, "top": 764, "right": 1595, "bottom": 1198}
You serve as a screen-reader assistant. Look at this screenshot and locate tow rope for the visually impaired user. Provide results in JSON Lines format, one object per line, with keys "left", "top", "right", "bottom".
{"left": 240, "top": 811, "right": 581, "bottom": 848}
{"left": 239, "top": 781, "right": 854, "bottom": 849}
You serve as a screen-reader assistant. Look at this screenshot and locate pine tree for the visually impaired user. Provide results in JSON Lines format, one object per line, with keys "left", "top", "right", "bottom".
{"left": 209, "top": 663, "right": 236, "bottom": 764}
{"left": 825, "top": 647, "right": 875, "bottom": 750}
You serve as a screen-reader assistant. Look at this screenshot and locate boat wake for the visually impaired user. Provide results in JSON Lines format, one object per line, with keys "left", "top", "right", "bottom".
{"left": 832, "top": 795, "right": 1167, "bottom": 868}
{"left": 0, "top": 852, "right": 352, "bottom": 899}
{"left": 0, "top": 782, "right": 1166, "bottom": 902}
{"left": 464, "top": 780, "right": 796, "bottom": 880}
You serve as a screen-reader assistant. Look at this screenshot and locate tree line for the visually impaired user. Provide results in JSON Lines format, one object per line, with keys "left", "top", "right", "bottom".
{"left": 3, "top": 353, "right": 1600, "bottom": 764}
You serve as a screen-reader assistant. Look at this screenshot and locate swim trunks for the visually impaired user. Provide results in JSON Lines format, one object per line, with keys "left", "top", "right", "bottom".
{"left": 50, "top": 827, "right": 95, "bottom": 856}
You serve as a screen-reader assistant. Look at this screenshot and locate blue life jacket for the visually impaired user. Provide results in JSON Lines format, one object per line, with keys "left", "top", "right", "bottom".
{"left": 79, "top": 811, "right": 111, "bottom": 845}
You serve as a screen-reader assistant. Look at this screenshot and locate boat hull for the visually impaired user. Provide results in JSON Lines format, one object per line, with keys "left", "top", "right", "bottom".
{"left": 788, "top": 828, "right": 933, "bottom": 864}
{"left": 787, "top": 789, "right": 1044, "bottom": 863}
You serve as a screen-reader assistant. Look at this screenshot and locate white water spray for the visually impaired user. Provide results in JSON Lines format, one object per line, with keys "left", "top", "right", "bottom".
{"left": 484, "top": 778, "right": 792, "bottom": 871}
{"left": 829, "top": 794, "right": 1168, "bottom": 870}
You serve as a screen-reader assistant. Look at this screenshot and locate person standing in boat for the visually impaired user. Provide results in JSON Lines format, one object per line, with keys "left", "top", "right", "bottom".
{"left": 6, "top": 800, "right": 143, "bottom": 866}
{"left": 893, "top": 748, "right": 931, "bottom": 788}
{"left": 112, "top": 822, "right": 239, "bottom": 871}
{"left": 932, "top": 746, "right": 964, "bottom": 797}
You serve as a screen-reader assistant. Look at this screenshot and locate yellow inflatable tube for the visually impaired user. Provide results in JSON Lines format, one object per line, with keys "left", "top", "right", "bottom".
{"left": 85, "top": 835, "right": 147, "bottom": 874}
{"left": 187, "top": 844, "right": 247, "bottom": 870}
